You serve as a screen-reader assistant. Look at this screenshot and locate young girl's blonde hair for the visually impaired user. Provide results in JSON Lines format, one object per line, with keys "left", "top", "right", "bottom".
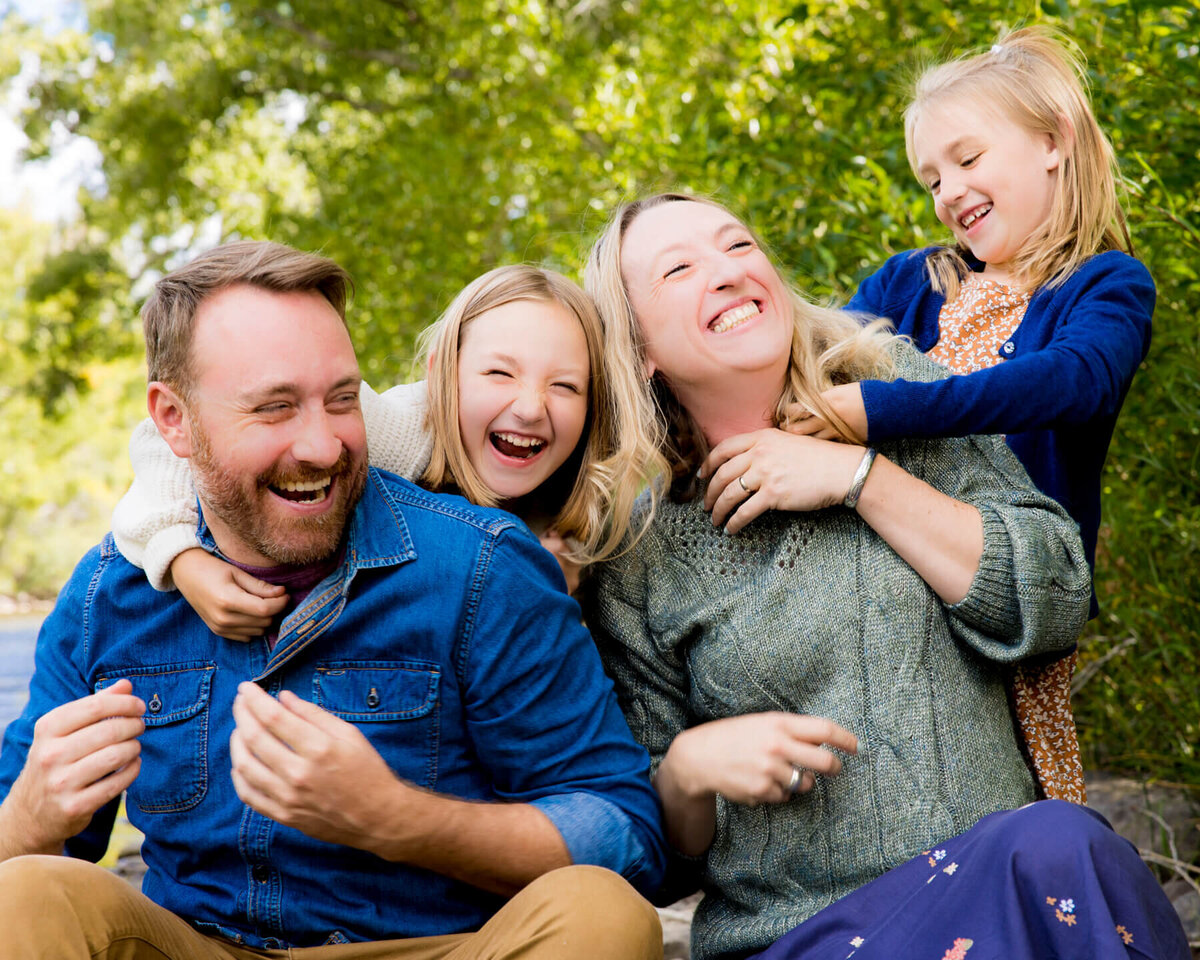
{"left": 905, "top": 25, "right": 1131, "bottom": 300}
{"left": 585, "top": 193, "right": 896, "bottom": 500}
{"left": 417, "top": 263, "right": 659, "bottom": 563}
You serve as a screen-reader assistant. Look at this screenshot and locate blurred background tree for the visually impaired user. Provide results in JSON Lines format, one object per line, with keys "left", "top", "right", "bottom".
{"left": 1, "top": 0, "right": 1195, "bottom": 785}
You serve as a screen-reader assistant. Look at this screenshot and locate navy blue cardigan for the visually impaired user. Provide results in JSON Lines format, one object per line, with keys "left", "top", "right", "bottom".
{"left": 848, "top": 248, "right": 1154, "bottom": 615}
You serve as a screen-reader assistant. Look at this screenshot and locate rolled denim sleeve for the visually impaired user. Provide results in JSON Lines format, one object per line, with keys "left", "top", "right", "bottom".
{"left": 457, "top": 525, "right": 666, "bottom": 895}
{"left": 0, "top": 541, "right": 120, "bottom": 860}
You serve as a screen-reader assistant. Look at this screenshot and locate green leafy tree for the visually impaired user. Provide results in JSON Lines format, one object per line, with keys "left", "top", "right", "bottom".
{"left": 1, "top": 0, "right": 1196, "bottom": 784}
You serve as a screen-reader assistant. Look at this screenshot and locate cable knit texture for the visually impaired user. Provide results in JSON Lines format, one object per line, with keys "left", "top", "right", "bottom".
{"left": 111, "top": 380, "right": 433, "bottom": 590}
{"left": 582, "top": 344, "right": 1092, "bottom": 960}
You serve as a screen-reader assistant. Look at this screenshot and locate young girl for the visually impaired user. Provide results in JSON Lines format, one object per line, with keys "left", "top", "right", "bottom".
{"left": 790, "top": 27, "right": 1155, "bottom": 805}
{"left": 112, "top": 263, "right": 661, "bottom": 635}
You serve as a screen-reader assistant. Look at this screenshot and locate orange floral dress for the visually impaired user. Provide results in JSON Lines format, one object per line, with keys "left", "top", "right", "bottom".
{"left": 930, "top": 274, "right": 1087, "bottom": 804}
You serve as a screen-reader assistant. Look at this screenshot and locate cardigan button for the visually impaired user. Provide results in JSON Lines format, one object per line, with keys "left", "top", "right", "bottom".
{"left": 1001, "top": 340, "right": 1016, "bottom": 355}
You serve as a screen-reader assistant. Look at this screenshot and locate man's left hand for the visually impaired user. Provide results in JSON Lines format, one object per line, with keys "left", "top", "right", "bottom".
{"left": 230, "top": 682, "right": 410, "bottom": 854}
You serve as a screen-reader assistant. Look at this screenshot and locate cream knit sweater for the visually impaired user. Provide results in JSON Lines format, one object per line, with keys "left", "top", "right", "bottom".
{"left": 112, "top": 381, "right": 433, "bottom": 590}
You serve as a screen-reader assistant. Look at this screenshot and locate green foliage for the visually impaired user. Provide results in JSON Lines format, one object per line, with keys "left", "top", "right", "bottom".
{"left": 1, "top": 0, "right": 1196, "bottom": 784}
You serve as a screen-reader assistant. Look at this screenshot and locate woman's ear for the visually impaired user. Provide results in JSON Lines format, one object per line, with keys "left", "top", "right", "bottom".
{"left": 427, "top": 349, "right": 437, "bottom": 372}
{"left": 644, "top": 357, "right": 658, "bottom": 381}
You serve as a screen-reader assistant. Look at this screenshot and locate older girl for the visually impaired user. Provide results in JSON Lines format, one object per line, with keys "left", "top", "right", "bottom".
{"left": 795, "top": 27, "right": 1155, "bottom": 805}
{"left": 113, "top": 264, "right": 658, "bottom": 632}
{"left": 582, "top": 193, "right": 1185, "bottom": 959}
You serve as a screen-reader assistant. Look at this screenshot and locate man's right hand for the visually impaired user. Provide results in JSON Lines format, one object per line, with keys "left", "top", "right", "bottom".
{"left": 0, "top": 679, "right": 145, "bottom": 861}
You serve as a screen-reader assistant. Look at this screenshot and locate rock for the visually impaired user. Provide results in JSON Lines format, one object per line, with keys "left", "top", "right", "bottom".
{"left": 658, "top": 893, "right": 700, "bottom": 960}
{"left": 1086, "top": 770, "right": 1200, "bottom": 865}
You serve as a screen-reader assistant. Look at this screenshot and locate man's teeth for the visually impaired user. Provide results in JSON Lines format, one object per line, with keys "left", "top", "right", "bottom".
{"left": 274, "top": 478, "right": 330, "bottom": 503}
{"left": 961, "top": 204, "right": 993, "bottom": 228}
{"left": 494, "top": 432, "right": 544, "bottom": 450}
{"left": 711, "top": 302, "right": 759, "bottom": 334}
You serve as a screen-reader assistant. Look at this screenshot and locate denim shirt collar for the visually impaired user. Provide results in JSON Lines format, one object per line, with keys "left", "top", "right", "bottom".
{"left": 195, "top": 467, "right": 418, "bottom": 680}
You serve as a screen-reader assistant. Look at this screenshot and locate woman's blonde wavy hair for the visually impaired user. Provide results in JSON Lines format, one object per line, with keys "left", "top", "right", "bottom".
{"left": 905, "top": 25, "right": 1131, "bottom": 300}
{"left": 417, "top": 263, "right": 659, "bottom": 564}
{"left": 585, "top": 193, "right": 897, "bottom": 500}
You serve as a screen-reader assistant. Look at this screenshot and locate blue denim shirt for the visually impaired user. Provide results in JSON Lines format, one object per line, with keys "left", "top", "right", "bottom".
{"left": 0, "top": 469, "right": 665, "bottom": 948}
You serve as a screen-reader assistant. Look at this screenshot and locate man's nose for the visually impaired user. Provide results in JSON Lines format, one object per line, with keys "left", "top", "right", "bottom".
{"left": 291, "top": 409, "right": 343, "bottom": 467}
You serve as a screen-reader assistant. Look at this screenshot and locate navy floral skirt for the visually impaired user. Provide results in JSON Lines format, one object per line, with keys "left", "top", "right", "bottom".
{"left": 747, "top": 800, "right": 1189, "bottom": 960}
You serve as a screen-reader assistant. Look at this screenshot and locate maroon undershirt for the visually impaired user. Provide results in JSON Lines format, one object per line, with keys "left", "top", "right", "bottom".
{"left": 227, "top": 546, "right": 345, "bottom": 649}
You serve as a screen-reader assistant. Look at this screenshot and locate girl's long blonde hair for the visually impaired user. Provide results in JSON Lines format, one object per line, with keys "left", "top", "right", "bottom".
{"left": 585, "top": 193, "right": 897, "bottom": 500}
{"left": 417, "top": 263, "right": 659, "bottom": 563}
{"left": 906, "top": 25, "right": 1131, "bottom": 300}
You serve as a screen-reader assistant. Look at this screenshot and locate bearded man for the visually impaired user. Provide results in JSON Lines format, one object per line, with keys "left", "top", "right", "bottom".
{"left": 0, "top": 241, "right": 664, "bottom": 959}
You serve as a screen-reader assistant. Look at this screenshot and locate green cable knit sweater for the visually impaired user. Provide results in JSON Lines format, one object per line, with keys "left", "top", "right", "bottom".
{"left": 583, "top": 347, "right": 1092, "bottom": 960}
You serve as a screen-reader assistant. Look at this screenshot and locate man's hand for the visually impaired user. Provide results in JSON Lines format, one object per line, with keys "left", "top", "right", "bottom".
{"left": 230, "top": 682, "right": 408, "bottom": 855}
{"left": 0, "top": 679, "right": 144, "bottom": 861}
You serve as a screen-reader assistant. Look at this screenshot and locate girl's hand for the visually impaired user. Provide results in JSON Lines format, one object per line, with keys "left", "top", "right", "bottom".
{"left": 660, "top": 712, "right": 857, "bottom": 808}
{"left": 699, "top": 430, "right": 863, "bottom": 533}
{"left": 783, "top": 383, "right": 868, "bottom": 444}
{"left": 538, "top": 528, "right": 583, "bottom": 595}
{"left": 171, "top": 548, "right": 288, "bottom": 640}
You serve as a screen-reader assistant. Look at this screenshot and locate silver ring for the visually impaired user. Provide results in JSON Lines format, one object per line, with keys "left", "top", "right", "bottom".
{"left": 737, "top": 474, "right": 750, "bottom": 493}
{"left": 787, "top": 765, "right": 802, "bottom": 794}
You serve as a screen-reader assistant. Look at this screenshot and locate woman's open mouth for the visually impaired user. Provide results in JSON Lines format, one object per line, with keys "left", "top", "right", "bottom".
{"left": 710, "top": 301, "right": 761, "bottom": 334}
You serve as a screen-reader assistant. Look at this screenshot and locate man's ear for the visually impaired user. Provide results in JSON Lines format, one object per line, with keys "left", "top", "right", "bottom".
{"left": 147, "top": 381, "right": 194, "bottom": 458}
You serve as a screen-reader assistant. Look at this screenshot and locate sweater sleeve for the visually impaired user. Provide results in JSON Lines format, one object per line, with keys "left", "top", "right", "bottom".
{"left": 877, "top": 347, "right": 1093, "bottom": 658}
{"left": 111, "top": 419, "right": 201, "bottom": 591}
{"left": 897, "top": 427, "right": 1092, "bottom": 661}
{"left": 360, "top": 380, "right": 435, "bottom": 481}
{"left": 861, "top": 253, "right": 1155, "bottom": 441}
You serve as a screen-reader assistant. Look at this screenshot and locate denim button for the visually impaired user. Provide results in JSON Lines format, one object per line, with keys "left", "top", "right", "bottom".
{"left": 252, "top": 865, "right": 270, "bottom": 884}
{"left": 262, "top": 938, "right": 282, "bottom": 949}
{"left": 147, "top": 693, "right": 162, "bottom": 713}
{"left": 1002, "top": 341, "right": 1015, "bottom": 355}
{"left": 366, "top": 687, "right": 381, "bottom": 710}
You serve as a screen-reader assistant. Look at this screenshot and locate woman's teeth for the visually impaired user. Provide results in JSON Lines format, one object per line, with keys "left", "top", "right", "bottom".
{"left": 711, "top": 302, "right": 759, "bottom": 334}
{"left": 961, "top": 203, "right": 993, "bottom": 228}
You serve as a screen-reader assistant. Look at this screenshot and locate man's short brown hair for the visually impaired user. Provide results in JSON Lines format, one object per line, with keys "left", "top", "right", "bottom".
{"left": 142, "top": 241, "right": 353, "bottom": 394}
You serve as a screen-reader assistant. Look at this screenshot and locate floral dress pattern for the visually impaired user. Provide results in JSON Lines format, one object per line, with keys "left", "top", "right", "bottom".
{"left": 746, "top": 801, "right": 1188, "bottom": 960}
{"left": 930, "top": 273, "right": 1087, "bottom": 805}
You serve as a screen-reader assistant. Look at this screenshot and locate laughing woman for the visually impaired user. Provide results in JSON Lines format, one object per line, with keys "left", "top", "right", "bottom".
{"left": 581, "top": 193, "right": 1188, "bottom": 960}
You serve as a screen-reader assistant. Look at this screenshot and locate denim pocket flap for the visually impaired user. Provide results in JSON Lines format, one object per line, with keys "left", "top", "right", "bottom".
{"left": 314, "top": 660, "right": 439, "bottom": 721}
{"left": 98, "top": 661, "right": 215, "bottom": 727}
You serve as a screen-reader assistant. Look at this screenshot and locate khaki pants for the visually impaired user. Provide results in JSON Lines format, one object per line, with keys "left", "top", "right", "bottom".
{"left": 0, "top": 856, "right": 662, "bottom": 960}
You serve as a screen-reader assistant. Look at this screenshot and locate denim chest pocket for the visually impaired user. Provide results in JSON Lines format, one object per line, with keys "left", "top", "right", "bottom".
{"left": 313, "top": 660, "right": 440, "bottom": 788}
{"left": 96, "top": 661, "right": 214, "bottom": 814}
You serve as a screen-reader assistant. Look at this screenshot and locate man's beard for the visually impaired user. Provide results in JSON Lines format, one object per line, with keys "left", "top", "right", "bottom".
{"left": 189, "top": 422, "right": 368, "bottom": 566}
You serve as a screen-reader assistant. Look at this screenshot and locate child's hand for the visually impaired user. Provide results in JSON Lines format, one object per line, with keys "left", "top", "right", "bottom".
{"left": 171, "top": 548, "right": 288, "bottom": 641}
{"left": 783, "top": 383, "right": 868, "bottom": 445}
{"left": 538, "top": 528, "right": 583, "bottom": 596}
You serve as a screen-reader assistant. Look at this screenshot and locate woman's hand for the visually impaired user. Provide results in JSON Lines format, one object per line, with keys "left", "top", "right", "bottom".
{"left": 171, "top": 548, "right": 288, "bottom": 640}
{"left": 699, "top": 429, "right": 863, "bottom": 533}
{"left": 654, "top": 712, "right": 858, "bottom": 855}
{"left": 538, "top": 528, "right": 583, "bottom": 595}
{"left": 782, "top": 384, "right": 868, "bottom": 444}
